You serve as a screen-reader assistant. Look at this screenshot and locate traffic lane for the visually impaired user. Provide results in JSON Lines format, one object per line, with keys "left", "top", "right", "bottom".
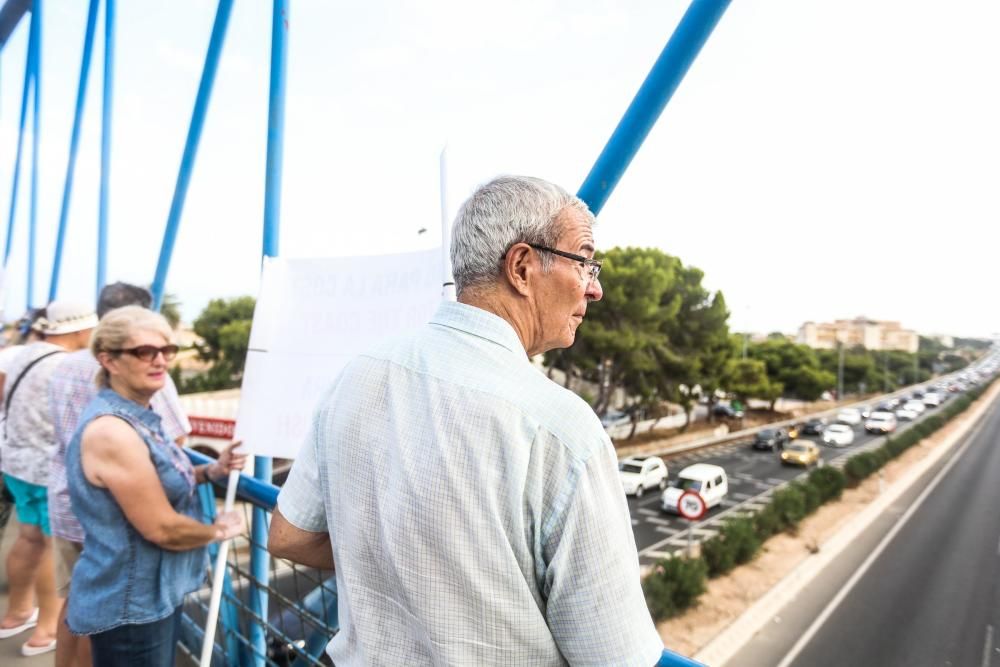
{"left": 628, "top": 430, "right": 879, "bottom": 558}
{"left": 785, "top": 394, "right": 1000, "bottom": 667}
{"left": 726, "top": 418, "right": 972, "bottom": 666}
{"left": 627, "top": 398, "right": 954, "bottom": 559}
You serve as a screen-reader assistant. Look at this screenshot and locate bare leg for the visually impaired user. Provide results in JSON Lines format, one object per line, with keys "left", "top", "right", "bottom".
{"left": 54, "top": 598, "right": 75, "bottom": 667}
{"left": 1, "top": 524, "right": 45, "bottom": 628}
{"left": 24, "top": 539, "right": 62, "bottom": 647}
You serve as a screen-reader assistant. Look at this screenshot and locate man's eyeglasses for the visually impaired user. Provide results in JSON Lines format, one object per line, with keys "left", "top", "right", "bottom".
{"left": 107, "top": 345, "right": 180, "bottom": 362}
{"left": 527, "top": 244, "right": 602, "bottom": 285}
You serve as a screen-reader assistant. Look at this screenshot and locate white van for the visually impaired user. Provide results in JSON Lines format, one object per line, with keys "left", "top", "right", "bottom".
{"left": 661, "top": 463, "right": 729, "bottom": 514}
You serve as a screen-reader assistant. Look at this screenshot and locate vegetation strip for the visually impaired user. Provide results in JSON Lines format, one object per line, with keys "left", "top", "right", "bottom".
{"left": 641, "top": 375, "right": 998, "bottom": 621}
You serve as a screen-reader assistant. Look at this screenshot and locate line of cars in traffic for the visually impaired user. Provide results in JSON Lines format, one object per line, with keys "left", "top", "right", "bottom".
{"left": 618, "top": 358, "right": 998, "bottom": 517}
{"left": 617, "top": 454, "right": 730, "bottom": 514}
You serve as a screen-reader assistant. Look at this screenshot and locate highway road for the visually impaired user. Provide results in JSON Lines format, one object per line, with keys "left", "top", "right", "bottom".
{"left": 729, "top": 390, "right": 1000, "bottom": 667}
{"left": 626, "top": 402, "right": 939, "bottom": 564}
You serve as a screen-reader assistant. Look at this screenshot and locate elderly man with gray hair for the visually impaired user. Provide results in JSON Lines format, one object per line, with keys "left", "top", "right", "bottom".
{"left": 270, "top": 175, "right": 664, "bottom": 665}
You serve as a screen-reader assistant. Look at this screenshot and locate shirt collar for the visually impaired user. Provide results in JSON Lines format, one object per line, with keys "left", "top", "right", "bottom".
{"left": 430, "top": 301, "right": 527, "bottom": 357}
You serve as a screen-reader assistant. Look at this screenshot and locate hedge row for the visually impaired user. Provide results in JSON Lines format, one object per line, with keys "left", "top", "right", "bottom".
{"left": 643, "top": 374, "right": 996, "bottom": 620}
{"left": 842, "top": 380, "right": 991, "bottom": 486}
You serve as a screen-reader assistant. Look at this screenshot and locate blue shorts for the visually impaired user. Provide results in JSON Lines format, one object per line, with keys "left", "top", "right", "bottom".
{"left": 4, "top": 475, "right": 51, "bottom": 536}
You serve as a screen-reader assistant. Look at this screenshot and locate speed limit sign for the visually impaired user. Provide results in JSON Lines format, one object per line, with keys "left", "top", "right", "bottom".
{"left": 677, "top": 490, "right": 707, "bottom": 521}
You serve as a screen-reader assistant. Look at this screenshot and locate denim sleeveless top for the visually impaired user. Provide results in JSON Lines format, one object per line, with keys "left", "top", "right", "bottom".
{"left": 65, "top": 388, "right": 206, "bottom": 635}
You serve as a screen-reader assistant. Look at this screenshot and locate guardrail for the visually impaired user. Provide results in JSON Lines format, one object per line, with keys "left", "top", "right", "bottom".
{"left": 181, "top": 450, "right": 704, "bottom": 666}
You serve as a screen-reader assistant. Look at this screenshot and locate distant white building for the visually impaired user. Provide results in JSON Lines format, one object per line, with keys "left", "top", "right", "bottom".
{"left": 926, "top": 334, "right": 954, "bottom": 348}
{"left": 797, "top": 317, "right": 919, "bottom": 353}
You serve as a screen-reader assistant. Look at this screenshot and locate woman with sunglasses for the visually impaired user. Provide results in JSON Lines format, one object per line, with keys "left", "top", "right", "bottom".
{"left": 63, "top": 306, "right": 245, "bottom": 666}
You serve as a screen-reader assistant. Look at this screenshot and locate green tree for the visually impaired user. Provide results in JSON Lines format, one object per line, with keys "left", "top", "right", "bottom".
{"left": 546, "top": 247, "right": 731, "bottom": 437}
{"left": 744, "top": 337, "right": 833, "bottom": 406}
{"left": 658, "top": 267, "right": 732, "bottom": 429}
{"left": 184, "top": 296, "right": 256, "bottom": 391}
{"left": 722, "top": 358, "right": 781, "bottom": 405}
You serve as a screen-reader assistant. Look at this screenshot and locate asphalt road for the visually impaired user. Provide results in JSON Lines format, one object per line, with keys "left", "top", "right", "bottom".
{"left": 730, "top": 389, "right": 1000, "bottom": 667}
{"left": 627, "top": 400, "right": 946, "bottom": 564}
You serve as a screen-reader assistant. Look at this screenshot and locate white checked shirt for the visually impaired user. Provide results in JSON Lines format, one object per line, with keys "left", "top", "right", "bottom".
{"left": 278, "top": 301, "right": 663, "bottom": 666}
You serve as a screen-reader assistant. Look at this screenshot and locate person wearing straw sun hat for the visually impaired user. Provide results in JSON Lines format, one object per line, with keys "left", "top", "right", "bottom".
{"left": 0, "top": 301, "right": 97, "bottom": 657}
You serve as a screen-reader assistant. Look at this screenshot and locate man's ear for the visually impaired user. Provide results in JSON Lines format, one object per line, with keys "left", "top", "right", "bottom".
{"left": 503, "top": 243, "right": 534, "bottom": 297}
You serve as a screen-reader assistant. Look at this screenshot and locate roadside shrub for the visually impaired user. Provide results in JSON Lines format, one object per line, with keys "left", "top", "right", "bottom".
{"left": 753, "top": 505, "right": 782, "bottom": 540}
{"left": 924, "top": 414, "right": 945, "bottom": 432}
{"left": 844, "top": 452, "right": 876, "bottom": 485}
{"left": 643, "top": 556, "right": 708, "bottom": 621}
{"left": 700, "top": 534, "right": 734, "bottom": 578}
{"left": 796, "top": 480, "right": 822, "bottom": 515}
{"left": 725, "top": 516, "right": 761, "bottom": 565}
{"left": 808, "top": 466, "right": 846, "bottom": 503}
{"left": 769, "top": 485, "right": 807, "bottom": 530}
{"left": 702, "top": 517, "right": 761, "bottom": 577}
{"left": 885, "top": 435, "right": 909, "bottom": 458}
{"left": 874, "top": 446, "right": 892, "bottom": 467}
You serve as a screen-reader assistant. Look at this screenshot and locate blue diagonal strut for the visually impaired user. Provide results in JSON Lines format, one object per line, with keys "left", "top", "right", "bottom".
{"left": 4, "top": 6, "right": 36, "bottom": 268}
{"left": 150, "top": 0, "right": 235, "bottom": 311}
{"left": 48, "top": 0, "right": 100, "bottom": 302}
{"left": 577, "top": 0, "right": 732, "bottom": 216}
{"left": 26, "top": 0, "right": 41, "bottom": 308}
{"left": 97, "top": 0, "right": 115, "bottom": 297}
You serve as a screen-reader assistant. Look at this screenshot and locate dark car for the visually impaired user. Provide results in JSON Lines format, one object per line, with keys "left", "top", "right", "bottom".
{"left": 712, "top": 403, "right": 744, "bottom": 419}
{"left": 801, "top": 419, "right": 826, "bottom": 436}
{"left": 751, "top": 428, "right": 788, "bottom": 451}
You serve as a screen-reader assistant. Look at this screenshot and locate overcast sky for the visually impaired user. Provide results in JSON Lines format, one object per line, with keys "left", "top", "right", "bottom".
{"left": 1, "top": 0, "right": 997, "bottom": 338}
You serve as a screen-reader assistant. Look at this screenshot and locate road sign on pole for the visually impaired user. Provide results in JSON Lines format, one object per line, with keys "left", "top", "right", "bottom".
{"left": 678, "top": 490, "right": 707, "bottom": 558}
{"left": 677, "top": 490, "right": 707, "bottom": 521}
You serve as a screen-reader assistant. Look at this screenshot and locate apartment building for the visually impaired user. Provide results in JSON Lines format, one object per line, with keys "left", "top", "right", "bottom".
{"left": 797, "top": 317, "right": 919, "bottom": 353}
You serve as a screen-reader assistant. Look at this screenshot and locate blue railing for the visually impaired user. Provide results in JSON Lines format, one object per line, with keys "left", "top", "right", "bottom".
{"left": 183, "top": 449, "right": 703, "bottom": 667}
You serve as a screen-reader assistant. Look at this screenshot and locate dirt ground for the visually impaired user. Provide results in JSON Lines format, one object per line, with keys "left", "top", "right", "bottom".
{"left": 657, "top": 385, "right": 997, "bottom": 657}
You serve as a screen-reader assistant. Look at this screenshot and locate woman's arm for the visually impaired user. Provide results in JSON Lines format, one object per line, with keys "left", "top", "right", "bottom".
{"left": 80, "top": 416, "right": 243, "bottom": 551}
{"left": 193, "top": 441, "right": 248, "bottom": 485}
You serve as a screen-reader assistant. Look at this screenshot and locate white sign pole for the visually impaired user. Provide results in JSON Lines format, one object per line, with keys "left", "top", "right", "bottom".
{"left": 439, "top": 146, "right": 456, "bottom": 302}
{"left": 199, "top": 469, "right": 241, "bottom": 667}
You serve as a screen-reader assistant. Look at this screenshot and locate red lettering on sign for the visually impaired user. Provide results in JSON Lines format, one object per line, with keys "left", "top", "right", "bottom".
{"left": 188, "top": 416, "right": 236, "bottom": 440}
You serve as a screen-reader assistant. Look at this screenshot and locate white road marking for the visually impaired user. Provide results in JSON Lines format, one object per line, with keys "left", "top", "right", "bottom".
{"left": 656, "top": 526, "right": 680, "bottom": 535}
{"left": 776, "top": 413, "right": 992, "bottom": 667}
{"left": 645, "top": 516, "right": 675, "bottom": 526}
{"left": 983, "top": 625, "right": 994, "bottom": 667}
{"left": 638, "top": 508, "right": 659, "bottom": 516}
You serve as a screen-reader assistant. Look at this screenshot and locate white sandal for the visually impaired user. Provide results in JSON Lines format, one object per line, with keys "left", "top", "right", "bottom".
{"left": 21, "top": 638, "right": 57, "bottom": 657}
{"left": 0, "top": 608, "right": 39, "bottom": 639}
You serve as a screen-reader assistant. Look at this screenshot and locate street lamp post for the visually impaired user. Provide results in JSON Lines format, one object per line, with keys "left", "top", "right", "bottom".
{"left": 837, "top": 341, "right": 845, "bottom": 401}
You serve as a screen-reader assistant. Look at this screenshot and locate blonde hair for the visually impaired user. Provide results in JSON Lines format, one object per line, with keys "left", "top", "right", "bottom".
{"left": 91, "top": 306, "right": 174, "bottom": 388}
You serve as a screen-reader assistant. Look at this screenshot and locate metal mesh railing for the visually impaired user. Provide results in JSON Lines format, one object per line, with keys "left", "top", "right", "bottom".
{"left": 180, "top": 450, "right": 703, "bottom": 667}
{"left": 180, "top": 451, "right": 338, "bottom": 666}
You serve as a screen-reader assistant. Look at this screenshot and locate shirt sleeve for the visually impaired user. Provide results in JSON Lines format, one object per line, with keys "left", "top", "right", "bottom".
{"left": 542, "top": 438, "right": 664, "bottom": 667}
{"left": 275, "top": 409, "right": 327, "bottom": 533}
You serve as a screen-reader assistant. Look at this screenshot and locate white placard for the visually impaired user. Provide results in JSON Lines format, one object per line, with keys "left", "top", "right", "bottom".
{"left": 235, "top": 250, "right": 442, "bottom": 458}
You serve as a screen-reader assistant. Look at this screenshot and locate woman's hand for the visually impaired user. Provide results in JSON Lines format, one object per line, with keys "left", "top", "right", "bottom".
{"left": 213, "top": 510, "right": 245, "bottom": 542}
{"left": 207, "top": 441, "right": 248, "bottom": 482}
